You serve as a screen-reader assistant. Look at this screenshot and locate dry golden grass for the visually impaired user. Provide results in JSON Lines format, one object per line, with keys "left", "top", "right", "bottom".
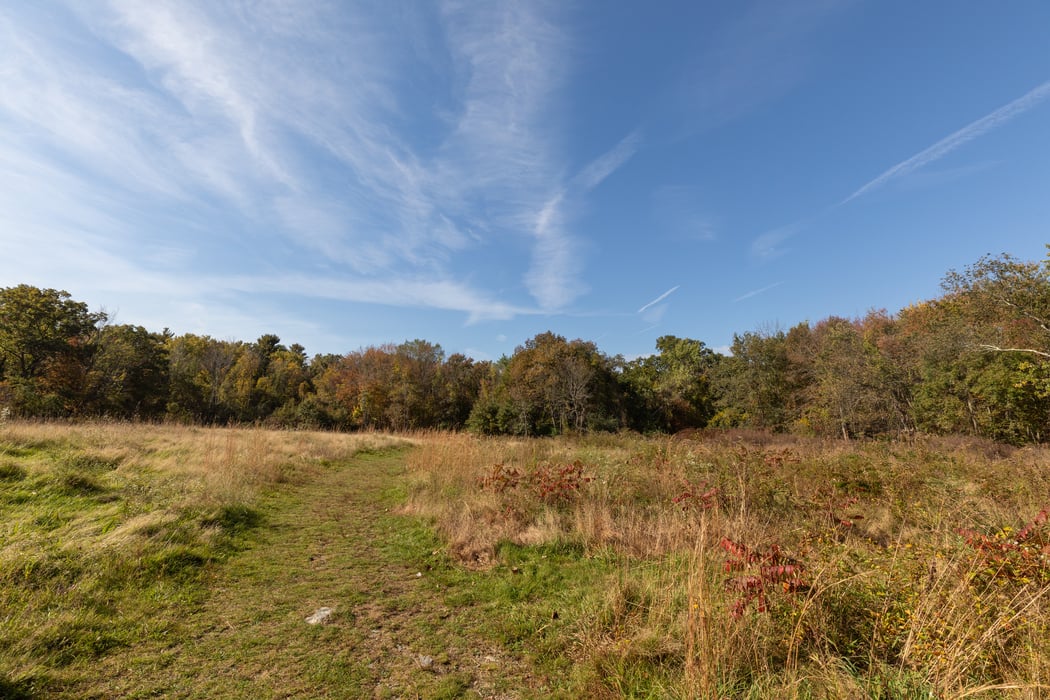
{"left": 403, "top": 430, "right": 1050, "bottom": 697}
{"left": 2, "top": 419, "right": 406, "bottom": 496}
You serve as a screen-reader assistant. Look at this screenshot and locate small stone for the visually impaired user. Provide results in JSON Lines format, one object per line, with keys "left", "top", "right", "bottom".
{"left": 418, "top": 654, "right": 434, "bottom": 670}
{"left": 415, "top": 572, "right": 423, "bottom": 578}
{"left": 305, "top": 607, "right": 334, "bottom": 625}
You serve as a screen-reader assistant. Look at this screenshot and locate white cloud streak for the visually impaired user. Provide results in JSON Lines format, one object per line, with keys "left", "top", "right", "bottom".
{"left": 750, "top": 80, "right": 1050, "bottom": 262}
{"left": 734, "top": 282, "right": 784, "bottom": 302}
{"left": 842, "top": 80, "right": 1050, "bottom": 204}
{"left": 438, "top": 1, "right": 593, "bottom": 311}
{"left": 520, "top": 131, "right": 642, "bottom": 310}
{"left": 1, "top": 1, "right": 635, "bottom": 328}
{"left": 574, "top": 131, "right": 642, "bottom": 192}
{"left": 525, "top": 190, "right": 587, "bottom": 310}
{"left": 216, "top": 274, "right": 538, "bottom": 325}
{"left": 638, "top": 285, "right": 681, "bottom": 313}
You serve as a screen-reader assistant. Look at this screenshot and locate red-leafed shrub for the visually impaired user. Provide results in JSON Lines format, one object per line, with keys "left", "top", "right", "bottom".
{"left": 720, "top": 537, "right": 806, "bottom": 618}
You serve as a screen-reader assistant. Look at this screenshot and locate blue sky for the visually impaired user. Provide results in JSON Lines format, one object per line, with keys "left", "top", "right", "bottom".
{"left": 1, "top": 1, "right": 1048, "bottom": 360}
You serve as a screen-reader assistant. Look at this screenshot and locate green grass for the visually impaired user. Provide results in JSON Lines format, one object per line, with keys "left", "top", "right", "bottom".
{"left": 0, "top": 441, "right": 232, "bottom": 695}
{"left": 0, "top": 424, "right": 409, "bottom": 697}
{"left": 0, "top": 423, "right": 620, "bottom": 698}
{"left": 3, "top": 423, "right": 1048, "bottom": 698}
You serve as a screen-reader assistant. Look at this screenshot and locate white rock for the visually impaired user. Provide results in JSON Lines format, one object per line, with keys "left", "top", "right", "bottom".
{"left": 305, "top": 607, "right": 334, "bottom": 624}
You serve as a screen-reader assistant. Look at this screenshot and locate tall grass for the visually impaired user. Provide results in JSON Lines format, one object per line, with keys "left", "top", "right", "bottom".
{"left": 403, "top": 431, "right": 1050, "bottom": 697}
{"left": 4, "top": 421, "right": 1046, "bottom": 696}
{"left": 0, "top": 419, "right": 405, "bottom": 695}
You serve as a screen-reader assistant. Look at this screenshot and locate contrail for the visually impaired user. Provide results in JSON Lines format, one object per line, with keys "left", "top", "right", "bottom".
{"left": 842, "top": 80, "right": 1050, "bottom": 204}
{"left": 734, "top": 281, "right": 784, "bottom": 303}
{"left": 638, "top": 285, "right": 680, "bottom": 313}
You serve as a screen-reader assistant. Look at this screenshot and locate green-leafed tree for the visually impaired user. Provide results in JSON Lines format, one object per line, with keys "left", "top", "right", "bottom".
{"left": 388, "top": 339, "right": 445, "bottom": 430}
{"left": 259, "top": 343, "right": 313, "bottom": 425}
{"left": 858, "top": 309, "right": 919, "bottom": 436}
{"left": 909, "top": 253, "right": 1050, "bottom": 442}
{"left": 0, "top": 285, "right": 106, "bottom": 416}
{"left": 216, "top": 334, "right": 310, "bottom": 423}
{"left": 712, "top": 329, "right": 795, "bottom": 430}
{"left": 437, "top": 353, "right": 487, "bottom": 430}
{"left": 220, "top": 342, "right": 261, "bottom": 421}
{"left": 87, "top": 324, "right": 170, "bottom": 419}
{"left": 620, "top": 336, "right": 721, "bottom": 432}
{"left": 803, "top": 317, "right": 893, "bottom": 439}
{"left": 468, "top": 332, "right": 621, "bottom": 435}
{"left": 165, "top": 334, "right": 240, "bottom": 423}
{"left": 466, "top": 356, "right": 517, "bottom": 435}
{"left": 942, "top": 251, "right": 1050, "bottom": 358}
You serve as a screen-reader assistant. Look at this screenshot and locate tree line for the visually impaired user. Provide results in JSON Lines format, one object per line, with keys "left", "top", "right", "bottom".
{"left": 2, "top": 251, "right": 1050, "bottom": 443}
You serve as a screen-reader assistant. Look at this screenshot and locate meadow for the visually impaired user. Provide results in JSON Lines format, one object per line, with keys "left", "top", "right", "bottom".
{"left": 1, "top": 420, "right": 1048, "bottom": 698}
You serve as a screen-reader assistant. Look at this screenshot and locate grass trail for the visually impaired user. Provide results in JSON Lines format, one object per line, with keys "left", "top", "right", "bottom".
{"left": 83, "top": 449, "right": 548, "bottom": 699}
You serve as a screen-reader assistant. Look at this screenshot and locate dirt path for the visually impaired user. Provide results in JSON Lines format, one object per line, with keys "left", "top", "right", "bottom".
{"left": 96, "top": 450, "right": 545, "bottom": 699}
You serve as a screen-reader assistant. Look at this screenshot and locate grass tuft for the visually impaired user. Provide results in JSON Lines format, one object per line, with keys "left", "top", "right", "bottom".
{"left": 0, "top": 461, "right": 27, "bottom": 481}
{"left": 201, "top": 503, "right": 265, "bottom": 536}
{"left": 52, "top": 470, "right": 106, "bottom": 495}
{"left": 0, "top": 675, "right": 35, "bottom": 700}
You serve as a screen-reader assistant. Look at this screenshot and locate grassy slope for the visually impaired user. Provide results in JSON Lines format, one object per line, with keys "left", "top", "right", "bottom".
{"left": 0, "top": 425, "right": 607, "bottom": 699}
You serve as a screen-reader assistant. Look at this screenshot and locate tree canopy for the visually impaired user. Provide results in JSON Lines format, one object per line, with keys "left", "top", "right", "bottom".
{"left": 4, "top": 250, "right": 1050, "bottom": 443}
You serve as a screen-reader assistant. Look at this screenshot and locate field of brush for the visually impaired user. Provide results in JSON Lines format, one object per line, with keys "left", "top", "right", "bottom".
{"left": 1, "top": 421, "right": 1048, "bottom": 698}
{"left": 404, "top": 432, "right": 1050, "bottom": 697}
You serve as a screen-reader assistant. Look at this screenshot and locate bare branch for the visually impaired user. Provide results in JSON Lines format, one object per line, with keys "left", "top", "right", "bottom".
{"left": 975, "top": 344, "right": 1050, "bottom": 359}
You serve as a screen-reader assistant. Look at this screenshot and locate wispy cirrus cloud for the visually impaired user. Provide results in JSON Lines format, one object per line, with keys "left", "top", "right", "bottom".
{"left": 751, "top": 221, "right": 809, "bottom": 260}
{"left": 751, "top": 80, "right": 1050, "bottom": 261}
{"left": 436, "top": 5, "right": 642, "bottom": 311}
{"left": 521, "top": 132, "right": 643, "bottom": 310}
{"left": 841, "top": 80, "right": 1050, "bottom": 204}
{"left": 216, "top": 273, "right": 538, "bottom": 324}
{"left": 1, "top": 0, "right": 645, "bottom": 336}
{"left": 574, "top": 131, "right": 642, "bottom": 192}
{"left": 524, "top": 190, "right": 584, "bottom": 310}
{"left": 438, "top": 1, "right": 583, "bottom": 312}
